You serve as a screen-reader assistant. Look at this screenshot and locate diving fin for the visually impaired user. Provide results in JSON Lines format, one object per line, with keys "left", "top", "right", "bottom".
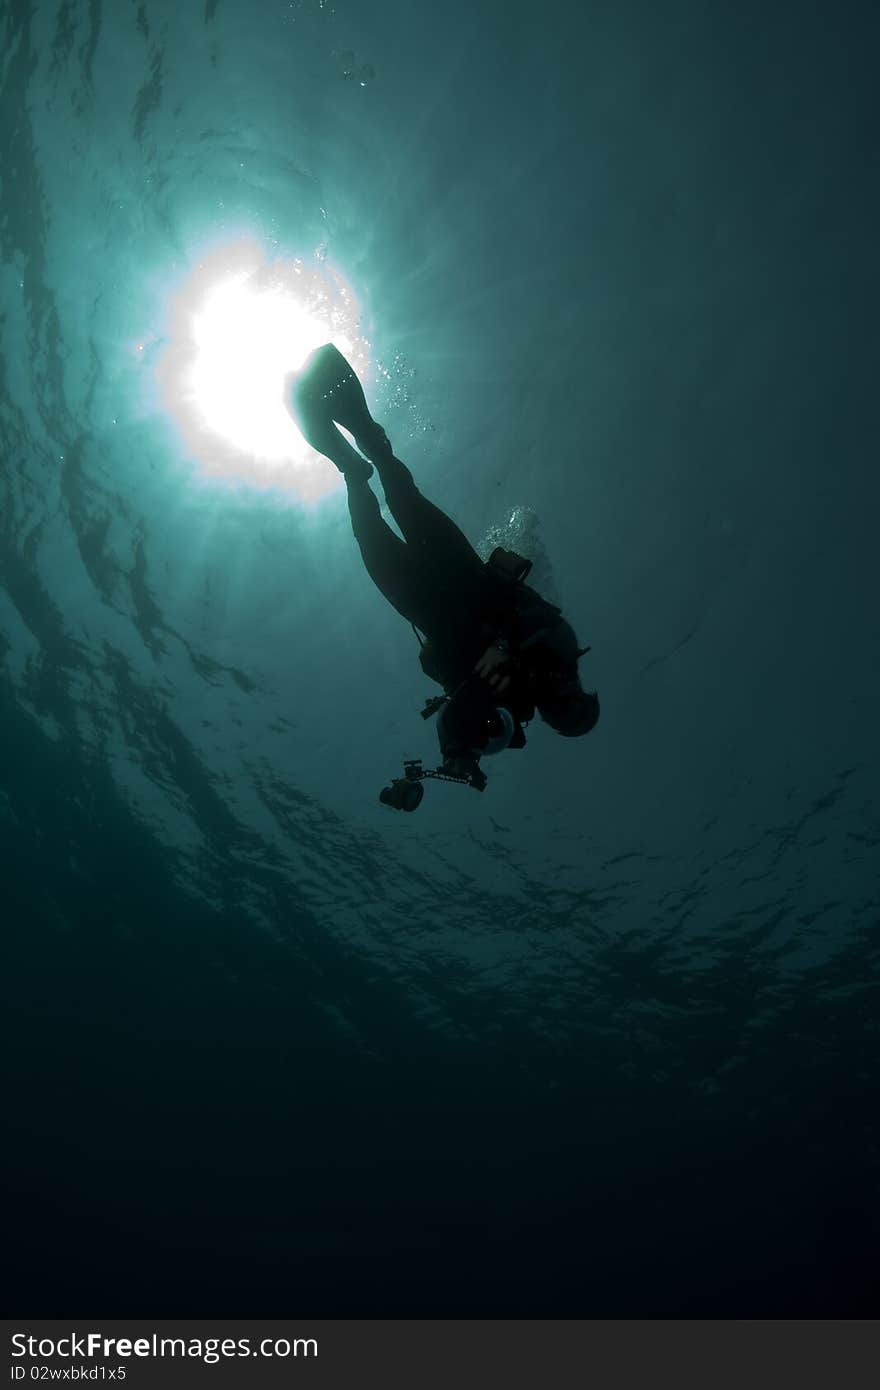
{"left": 288, "top": 344, "right": 392, "bottom": 465}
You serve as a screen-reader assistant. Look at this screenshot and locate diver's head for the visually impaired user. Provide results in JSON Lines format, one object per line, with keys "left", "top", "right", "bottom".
{"left": 536, "top": 673, "right": 600, "bottom": 738}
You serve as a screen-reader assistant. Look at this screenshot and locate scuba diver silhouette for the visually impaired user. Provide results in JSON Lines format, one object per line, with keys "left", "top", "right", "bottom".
{"left": 285, "top": 344, "right": 599, "bottom": 809}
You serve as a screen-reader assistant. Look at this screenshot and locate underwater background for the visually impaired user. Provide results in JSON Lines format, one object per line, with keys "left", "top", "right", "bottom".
{"left": 2, "top": 0, "right": 878, "bottom": 1315}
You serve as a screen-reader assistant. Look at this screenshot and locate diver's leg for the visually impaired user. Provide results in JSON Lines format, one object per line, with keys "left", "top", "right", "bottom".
{"left": 294, "top": 403, "right": 429, "bottom": 623}
{"left": 344, "top": 475, "right": 428, "bottom": 625}
{"left": 367, "top": 447, "right": 485, "bottom": 578}
{"left": 293, "top": 343, "right": 480, "bottom": 572}
{"left": 288, "top": 337, "right": 483, "bottom": 588}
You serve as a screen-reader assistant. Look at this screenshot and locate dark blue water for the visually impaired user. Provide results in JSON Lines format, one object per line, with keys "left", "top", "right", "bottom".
{"left": 2, "top": 0, "right": 878, "bottom": 1314}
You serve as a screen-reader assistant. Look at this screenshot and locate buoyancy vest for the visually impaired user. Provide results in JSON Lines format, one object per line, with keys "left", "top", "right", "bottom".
{"left": 414, "top": 548, "right": 579, "bottom": 691}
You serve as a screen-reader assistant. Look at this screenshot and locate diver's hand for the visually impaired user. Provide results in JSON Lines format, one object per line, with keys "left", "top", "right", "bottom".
{"left": 474, "top": 642, "right": 512, "bottom": 693}
{"left": 443, "top": 753, "right": 480, "bottom": 780}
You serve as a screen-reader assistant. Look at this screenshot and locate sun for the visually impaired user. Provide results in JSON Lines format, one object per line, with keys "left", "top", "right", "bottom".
{"left": 154, "top": 238, "right": 369, "bottom": 497}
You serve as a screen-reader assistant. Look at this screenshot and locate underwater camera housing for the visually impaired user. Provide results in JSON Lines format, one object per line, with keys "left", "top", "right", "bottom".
{"left": 380, "top": 686, "right": 519, "bottom": 811}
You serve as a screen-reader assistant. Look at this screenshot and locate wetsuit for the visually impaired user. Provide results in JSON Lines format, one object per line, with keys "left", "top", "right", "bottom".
{"left": 345, "top": 453, "right": 582, "bottom": 728}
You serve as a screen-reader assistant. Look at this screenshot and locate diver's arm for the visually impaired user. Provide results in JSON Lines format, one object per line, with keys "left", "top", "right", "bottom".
{"left": 473, "top": 607, "right": 548, "bottom": 690}
{"left": 476, "top": 616, "right": 583, "bottom": 695}
{"left": 473, "top": 640, "right": 514, "bottom": 693}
